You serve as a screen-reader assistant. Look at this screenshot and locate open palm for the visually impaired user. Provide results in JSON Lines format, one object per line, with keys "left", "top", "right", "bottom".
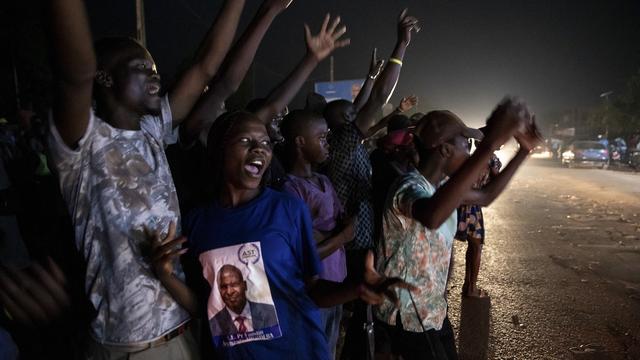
{"left": 305, "top": 14, "right": 351, "bottom": 62}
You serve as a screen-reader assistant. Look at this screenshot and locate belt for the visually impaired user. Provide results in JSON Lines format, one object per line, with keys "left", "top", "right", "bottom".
{"left": 99, "top": 322, "right": 191, "bottom": 353}
{"left": 144, "top": 321, "right": 191, "bottom": 349}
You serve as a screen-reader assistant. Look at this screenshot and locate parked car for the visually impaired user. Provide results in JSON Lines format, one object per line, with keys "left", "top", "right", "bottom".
{"left": 561, "top": 141, "right": 609, "bottom": 168}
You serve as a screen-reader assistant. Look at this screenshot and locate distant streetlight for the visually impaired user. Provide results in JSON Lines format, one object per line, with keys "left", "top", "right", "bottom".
{"left": 600, "top": 91, "right": 613, "bottom": 100}
{"left": 599, "top": 91, "right": 613, "bottom": 138}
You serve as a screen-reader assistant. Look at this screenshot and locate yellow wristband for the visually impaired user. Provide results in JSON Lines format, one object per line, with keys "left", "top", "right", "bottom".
{"left": 389, "top": 57, "right": 403, "bottom": 66}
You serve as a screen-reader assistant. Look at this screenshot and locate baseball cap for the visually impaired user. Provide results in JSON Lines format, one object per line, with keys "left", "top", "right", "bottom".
{"left": 387, "top": 115, "right": 413, "bottom": 133}
{"left": 382, "top": 115, "right": 414, "bottom": 147}
{"left": 415, "top": 110, "right": 483, "bottom": 148}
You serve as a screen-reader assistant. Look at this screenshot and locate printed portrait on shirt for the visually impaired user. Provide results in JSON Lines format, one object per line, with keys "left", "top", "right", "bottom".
{"left": 200, "top": 242, "right": 281, "bottom": 347}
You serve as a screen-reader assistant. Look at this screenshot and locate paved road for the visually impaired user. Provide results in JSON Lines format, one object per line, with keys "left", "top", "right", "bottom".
{"left": 447, "top": 159, "right": 640, "bottom": 360}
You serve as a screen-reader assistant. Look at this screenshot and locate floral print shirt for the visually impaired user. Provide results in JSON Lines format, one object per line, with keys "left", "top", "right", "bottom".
{"left": 376, "top": 171, "right": 456, "bottom": 332}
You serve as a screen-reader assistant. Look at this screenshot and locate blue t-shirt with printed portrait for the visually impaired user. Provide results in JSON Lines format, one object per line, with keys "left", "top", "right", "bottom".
{"left": 185, "top": 188, "right": 329, "bottom": 360}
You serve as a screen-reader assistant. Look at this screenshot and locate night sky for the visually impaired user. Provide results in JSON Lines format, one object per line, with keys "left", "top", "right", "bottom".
{"left": 7, "top": 0, "right": 640, "bottom": 127}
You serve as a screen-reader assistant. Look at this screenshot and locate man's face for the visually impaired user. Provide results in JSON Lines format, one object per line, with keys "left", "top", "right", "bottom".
{"left": 218, "top": 269, "right": 247, "bottom": 313}
{"left": 326, "top": 101, "right": 356, "bottom": 130}
{"left": 444, "top": 135, "right": 471, "bottom": 176}
{"left": 110, "top": 46, "right": 162, "bottom": 117}
{"left": 301, "top": 120, "right": 330, "bottom": 165}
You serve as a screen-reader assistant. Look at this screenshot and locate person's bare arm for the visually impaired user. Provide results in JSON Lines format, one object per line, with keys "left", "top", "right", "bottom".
{"left": 0, "top": 258, "right": 70, "bottom": 327}
{"left": 365, "top": 95, "right": 417, "bottom": 138}
{"left": 412, "top": 100, "right": 529, "bottom": 229}
{"left": 255, "top": 14, "right": 350, "bottom": 123}
{"left": 307, "top": 251, "right": 416, "bottom": 308}
{"left": 354, "top": 9, "right": 419, "bottom": 135}
{"left": 150, "top": 222, "right": 198, "bottom": 316}
{"left": 352, "top": 48, "right": 385, "bottom": 112}
{"left": 312, "top": 219, "right": 354, "bottom": 259}
{"left": 49, "top": 0, "right": 96, "bottom": 148}
{"left": 181, "top": 0, "right": 292, "bottom": 143}
{"left": 462, "top": 120, "right": 542, "bottom": 206}
{"left": 169, "top": 0, "right": 246, "bottom": 125}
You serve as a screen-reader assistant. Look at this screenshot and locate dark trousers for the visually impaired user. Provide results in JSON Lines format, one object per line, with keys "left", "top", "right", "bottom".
{"left": 340, "top": 249, "right": 370, "bottom": 360}
{"left": 381, "top": 315, "right": 458, "bottom": 360}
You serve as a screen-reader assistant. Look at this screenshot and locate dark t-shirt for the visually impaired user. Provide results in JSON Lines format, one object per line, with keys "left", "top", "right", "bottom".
{"left": 185, "top": 188, "right": 330, "bottom": 359}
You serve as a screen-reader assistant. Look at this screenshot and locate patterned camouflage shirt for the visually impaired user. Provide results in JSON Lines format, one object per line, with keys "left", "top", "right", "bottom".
{"left": 376, "top": 171, "right": 456, "bottom": 332}
{"left": 48, "top": 96, "right": 189, "bottom": 345}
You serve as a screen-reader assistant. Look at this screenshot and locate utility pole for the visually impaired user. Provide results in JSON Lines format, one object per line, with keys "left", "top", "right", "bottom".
{"left": 329, "top": 56, "right": 334, "bottom": 82}
{"left": 135, "top": 0, "right": 147, "bottom": 47}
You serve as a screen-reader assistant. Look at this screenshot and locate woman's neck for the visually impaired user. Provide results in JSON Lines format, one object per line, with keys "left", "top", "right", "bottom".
{"left": 219, "top": 186, "right": 261, "bottom": 208}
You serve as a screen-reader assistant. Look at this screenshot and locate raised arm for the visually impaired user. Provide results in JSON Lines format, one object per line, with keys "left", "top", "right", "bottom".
{"left": 365, "top": 95, "right": 417, "bottom": 138}
{"left": 254, "top": 14, "right": 350, "bottom": 123}
{"left": 352, "top": 48, "right": 385, "bottom": 112}
{"left": 307, "top": 251, "right": 416, "bottom": 308}
{"left": 312, "top": 218, "right": 354, "bottom": 259}
{"left": 181, "top": 0, "right": 292, "bottom": 142}
{"left": 49, "top": 0, "right": 97, "bottom": 148}
{"left": 463, "top": 119, "right": 542, "bottom": 206}
{"left": 169, "top": 0, "right": 247, "bottom": 125}
{"left": 412, "top": 100, "right": 528, "bottom": 229}
{"left": 354, "top": 9, "right": 419, "bottom": 135}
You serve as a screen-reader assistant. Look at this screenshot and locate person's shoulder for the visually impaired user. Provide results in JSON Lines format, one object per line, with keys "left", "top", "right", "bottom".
{"left": 249, "top": 300, "right": 275, "bottom": 310}
{"left": 315, "top": 172, "right": 336, "bottom": 190}
{"left": 394, "top": 171, "right": 433, "bottom": 197}
{"left": 330, "top": 122, "right": 359, "bottom": 141}
{"left": 213, "top": 307, "right": 229, "bottom": 319}
{"left": 264, "top": 187, "right": 307, "bottom": 210}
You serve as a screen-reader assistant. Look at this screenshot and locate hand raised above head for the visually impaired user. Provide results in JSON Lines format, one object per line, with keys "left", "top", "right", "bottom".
{"left": 359, "top": 251, "right": 417, "bottom": 306}
{"left": 398, "top": 95, "right": 418, "bottom": 112}
{"left": 368, "top": 48, "right": 385, "bottom": 80}
{"left": 484, "top": 97, "right": 531, "bottom": 148}
{"left": 515, "top": 115, "right": 544, "bottom": 152}
{"left": 305, "top": 14, "right": 351, "bottom": 62}
{"left": 397, "top": 9, "right": 420, "bottom": 46}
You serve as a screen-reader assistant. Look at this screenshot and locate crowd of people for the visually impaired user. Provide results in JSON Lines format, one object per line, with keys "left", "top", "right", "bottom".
{"left": 0, "top": 0, "right": 542, "bottom": 359}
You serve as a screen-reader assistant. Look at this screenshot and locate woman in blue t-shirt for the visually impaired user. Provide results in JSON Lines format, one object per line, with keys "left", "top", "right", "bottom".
{"left": 176, "top": 111, "right": 415, "bottom": 359}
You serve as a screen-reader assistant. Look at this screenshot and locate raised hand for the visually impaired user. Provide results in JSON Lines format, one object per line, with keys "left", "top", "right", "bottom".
{"left": 484, "top": 97, "right": 531, "bottom": 148}
{"left": 515, "top": 115, "right": 544, "bottom": 152}
{"left": 263, "top": 0, "right": 294, "bottom": 12}
{"left": 0, "top": 257, "right": 70, "bottom": 327}
{"left": 150, "top": 221, "right": 188, "bottom": 280}
{"left": 368, "top": 48, "right": 385, "bottom": 80}
{"left": 398, "top": 95, "right": 418, "bottom": 112}
{"left": 397, "top": 9, "right": 420, "bottom": 46}
{"left": 305, "top": 14, "right": 351, "bottom": 62}
{"left": 359, "top": 251, "right": 417, "bottom": 306}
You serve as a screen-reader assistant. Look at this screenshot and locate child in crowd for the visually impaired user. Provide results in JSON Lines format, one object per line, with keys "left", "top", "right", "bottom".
{"left": 455, "top": 132, "right": 503, "bottom": 298}
{"left": 46, "top": 0, "right": 252, "bottom": 356}
{"left": 279, "top": 110, "right": 354, "bottom": 358}
{"left": 181, "top": 111, "right": 413, "bottom": 359}
{"left": 376, "top": 100, "right": 541, "bottom": 359}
